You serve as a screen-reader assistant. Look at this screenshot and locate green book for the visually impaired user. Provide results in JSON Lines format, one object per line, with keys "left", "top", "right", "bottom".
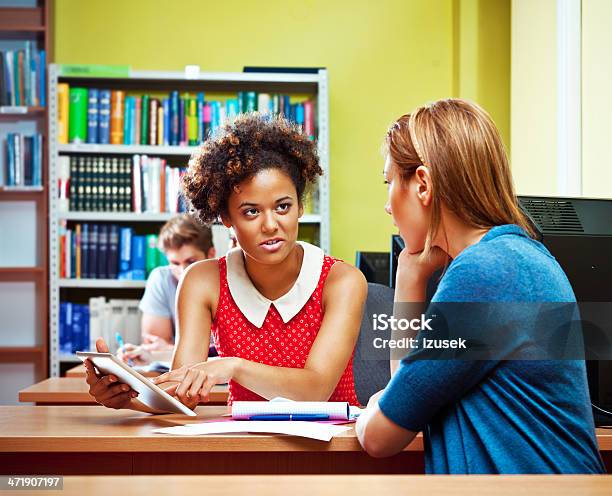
{"left": 68, "top": 88, "right": 88, "bottom": 143}
{"left": 146, "top": 234, "right": 158, "bottom": 275}
{"left": 140, "top": 94, "right": 150, "bottom": 145}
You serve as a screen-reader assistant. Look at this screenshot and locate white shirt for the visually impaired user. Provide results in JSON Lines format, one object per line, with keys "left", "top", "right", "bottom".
{"left": 225, "top": 241, "right": 325, "bottom": 328}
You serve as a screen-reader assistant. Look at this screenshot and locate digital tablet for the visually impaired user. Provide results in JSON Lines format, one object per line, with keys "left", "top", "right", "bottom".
{"left": 76, "top": 351, "right": 196, "bottom": 416}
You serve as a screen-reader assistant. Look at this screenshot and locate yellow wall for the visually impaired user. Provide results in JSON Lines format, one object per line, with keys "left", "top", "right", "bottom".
{"left": 511, "top": 0, "right": 557, "bottom": 196}
{"left": 455, "top": 0, "right": 510, "bottom": 149}
{"left": 582, "top": 0, "right": 612, "bottom": 198}
{"left": 55, "top": 0, "right": 510, "bottom": 261}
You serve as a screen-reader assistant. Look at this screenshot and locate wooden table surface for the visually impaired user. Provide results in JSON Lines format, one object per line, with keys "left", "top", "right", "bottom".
{"left": 18, "top": 378, "right": 229, "bottom": 405}
{"left": 0, "top": 406, "right": 610, "bottom": 476}
{"left": 0, "top": 405, "right": 423, "bottom": 475}
{"left": 7, "top": 475, "right": 611, "bottom": 496}
{"left": 65, "top": 363, "right": 159, "bottom": 378}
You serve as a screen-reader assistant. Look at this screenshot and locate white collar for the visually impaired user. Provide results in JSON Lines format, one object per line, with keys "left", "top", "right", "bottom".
{"left": 225, "top": 241, "right": 325, "bottom": 328}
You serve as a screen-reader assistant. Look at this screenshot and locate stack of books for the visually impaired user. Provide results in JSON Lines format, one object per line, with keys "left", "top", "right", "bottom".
{"left": 0, "top": 42, "right": 46, "bottom": 108}
{"left": 58, "top": 222, "right": 167, "bottom": 280}
{"left": 59, "top": 298, "right": 141, "bottom": 355}
{"left": 3, "top": 133, "right": 43, "bottom": 187}
{"left": 57, "top": 155, "right": 187, "bottom": 213}
{"left": 57, "top": 84, "right": 316, "bottom": 145}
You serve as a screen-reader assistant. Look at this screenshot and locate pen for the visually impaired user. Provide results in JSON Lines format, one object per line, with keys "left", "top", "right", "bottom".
{"left": 248, "top": 414, "right": 330, "bottom": 421}
{"left": 115, "top": 332, "right": 133, "bottom": 366}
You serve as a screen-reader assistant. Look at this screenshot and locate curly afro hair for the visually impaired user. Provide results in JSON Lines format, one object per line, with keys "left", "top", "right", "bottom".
{"left": 182, "top": 112, "right": 323, "bottom": 224}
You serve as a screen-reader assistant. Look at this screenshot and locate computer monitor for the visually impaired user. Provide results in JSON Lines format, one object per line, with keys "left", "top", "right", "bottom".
{"left": 355, "top": 251, "right": 390, "bottom": 285}
{"left": 518, "top": 195, "right": 612, "bottom": 424}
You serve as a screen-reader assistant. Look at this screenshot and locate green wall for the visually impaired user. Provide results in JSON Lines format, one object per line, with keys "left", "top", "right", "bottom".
{"left": 55, "top": 0, "right": 509, "bottom": 262}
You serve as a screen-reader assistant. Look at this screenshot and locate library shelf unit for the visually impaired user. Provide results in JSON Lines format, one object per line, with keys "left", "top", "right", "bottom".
{"left": 48, "top": 64, "right": 330, "bottom": 376}
{"left": 0, "top": 0, "right": 53, "bottom": 385}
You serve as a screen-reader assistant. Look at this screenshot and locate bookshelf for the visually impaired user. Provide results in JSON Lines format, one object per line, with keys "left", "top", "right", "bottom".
{"left": 0, "top": 0, "right": 52, "bottom": 402}
{"left": 47, "top": 65, "right": 330, "bottom": 377}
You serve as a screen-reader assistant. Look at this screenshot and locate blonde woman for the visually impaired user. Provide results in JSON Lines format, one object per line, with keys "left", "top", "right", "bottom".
{"left": 356, "top": 99, "right": 604, "bottom": 474}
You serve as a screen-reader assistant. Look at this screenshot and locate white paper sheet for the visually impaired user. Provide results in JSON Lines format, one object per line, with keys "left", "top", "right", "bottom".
{"left": 153, "top": 421, "right": 352, "bottom": 442}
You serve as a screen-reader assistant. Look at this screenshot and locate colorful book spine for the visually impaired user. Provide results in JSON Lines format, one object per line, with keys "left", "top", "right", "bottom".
{"left": 145, "top": 234, "right": 159, "bottom": 276}
{"left": 75, "top": 224, "right": 81, "bottom": 278}
{"left": 98, "top": 90, "right": 111, "bottom": 144}
{"left": 134, "top": 96, "right": 141, "bottom": 145}
{"left": 157, "top": 105, "right": 164, "bottom": 146}
{"left": 303, "top": 100, "right": 315, "bottom": 139}
{"left": 81, "top": 223, "right": 90, "bottom": 279}
{"left": 97, "top": 224, "right": 108, "bottom": 279}
{"left": 86, "top": 88, "right": 99, "bottom": 144}
{"left": 202, "top": 102, "right": 211, "bottom": 139}
{"left": 57, "top": 83, "right": 69, "bottom": 144}
{"left": 110, "top": 90, "right": 125, "bottom": 145}
{"left": 130, "top": 235, "right": 146, "bottom": 280}
{"left": 295, "top": 103, "right": 305, "bottom": 133}
{"left": 71, "top": 229, "right": 77, "bottom": 278}
{"left": 123, "top": 96, "right": 133, "bottom": 145}
{"left": 170, "top": 91, "right": 179, "bottom": 146}
{"left": 68, "top": 87, "right": 88, "bottom": 143}
{"left": 178, "top": 96, "right": 185, "bottom": 145}
{"left": 107, "top": 224, "right": 119, "bottom": 279}
{"left": 88, "top": 223, "right": 99, "bottom": 279}
{"left": 149, "top": 98, "right": 158, "bottom": 145}
{"left": 162, "top": 98, "right": 170, "bottom": 146}
{"left": 196, "top": 93, "right": 205, "bottom": 143}
{"left": 187, "top": 96, "right": 197, "bottom": 145}
{"left": 39, "top": 49, "right": 46, "bottom": 107}
{"left": 118, "top": 227, "right": 133, "bottom": 279}
{"left": 140, "top": 94, "right": 150, "bottom": 145}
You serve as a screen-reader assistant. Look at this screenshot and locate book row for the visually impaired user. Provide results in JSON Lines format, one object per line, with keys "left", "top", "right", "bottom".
{"left": 0, "top": 43, "right": 46, "bottom": 107}
{"left": 58, "top": 154, "right": 187, "bottom": 213}
{"left": 59, "top": 222, "right": 168, "bottom": 280}
{"left": 60, "top": 298, "right": 140, "bottom": 355}
{"left": 57, "top": 85, "right": 316, "bottom": 146}
{"left": 3, "top": 133, "right": 43, "bottom": 187}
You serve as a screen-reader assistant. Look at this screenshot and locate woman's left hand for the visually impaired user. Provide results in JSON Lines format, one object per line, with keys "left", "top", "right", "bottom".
{"left": 151, "top": 357, "right": 240, "bottom": 405}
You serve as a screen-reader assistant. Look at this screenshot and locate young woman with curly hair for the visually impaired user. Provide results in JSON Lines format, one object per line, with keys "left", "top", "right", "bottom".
{"left": 84, "top": 113, "right": 367, "bottom": 411}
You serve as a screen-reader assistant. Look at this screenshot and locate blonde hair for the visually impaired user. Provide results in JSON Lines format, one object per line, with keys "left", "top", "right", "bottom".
{"left": 384, "top": 98, "right": 534, "bottom": 259}
{"left": 158, "top": 213, "right": 213, "bottom": 254}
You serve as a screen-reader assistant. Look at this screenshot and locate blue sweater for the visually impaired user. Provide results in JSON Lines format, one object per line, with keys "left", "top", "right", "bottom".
{"left": 379, "top": 224, "right": 604, "bottom": 474}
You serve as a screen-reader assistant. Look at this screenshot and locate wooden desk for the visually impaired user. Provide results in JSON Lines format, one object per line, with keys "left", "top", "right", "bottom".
{"left": 18, "top": 378, "right": 229, "bottom": 405}
{"left": 23, "top": 475, "right": 612, "bottom": 496}
{"left": 65, "top": 364, "right": 160, "bottom": 378}
{"left": 0, "top": 406, "right": 610, "bottom": 476}
{"left": 0, "top": 405, "right": 424, "bottom": 475}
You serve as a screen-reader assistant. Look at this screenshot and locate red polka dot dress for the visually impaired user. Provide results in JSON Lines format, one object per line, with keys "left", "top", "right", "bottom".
{"left": 211, "top": 241, "right": 359, "bottom": 406}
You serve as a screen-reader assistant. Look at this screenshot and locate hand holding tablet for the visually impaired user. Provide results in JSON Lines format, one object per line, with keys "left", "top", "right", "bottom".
{"left": 78, "top": 338, "right": 196, "bottom": 416}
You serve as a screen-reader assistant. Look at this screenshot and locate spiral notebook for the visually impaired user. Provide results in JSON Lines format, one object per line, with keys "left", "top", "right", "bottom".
{"left": 231, "top": 398, "right": 352, "bottom": 420}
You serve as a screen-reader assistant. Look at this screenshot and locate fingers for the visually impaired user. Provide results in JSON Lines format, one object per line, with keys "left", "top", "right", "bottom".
{"left": 175, "top": 368, "right": 198, "bottom": 405}
{"left": 188, "top": 372, "right": 207, "bottom": 403}
{"left": 86, "top": 374, "right": 139, "bottom": 410}
{"left": 151, "top": 368, "right": 183, "bottom": 385}
{"left": 88, "top": 374, "right": 120, "bottom": 398}
{"left": 83, "top": 359, "right": 101, "bottom": 386}
{"left": 96, "top": 337, "right": 110, "bottom": 353}
{"left": 198, "top": 374, "right": 218, "bottom": 403}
